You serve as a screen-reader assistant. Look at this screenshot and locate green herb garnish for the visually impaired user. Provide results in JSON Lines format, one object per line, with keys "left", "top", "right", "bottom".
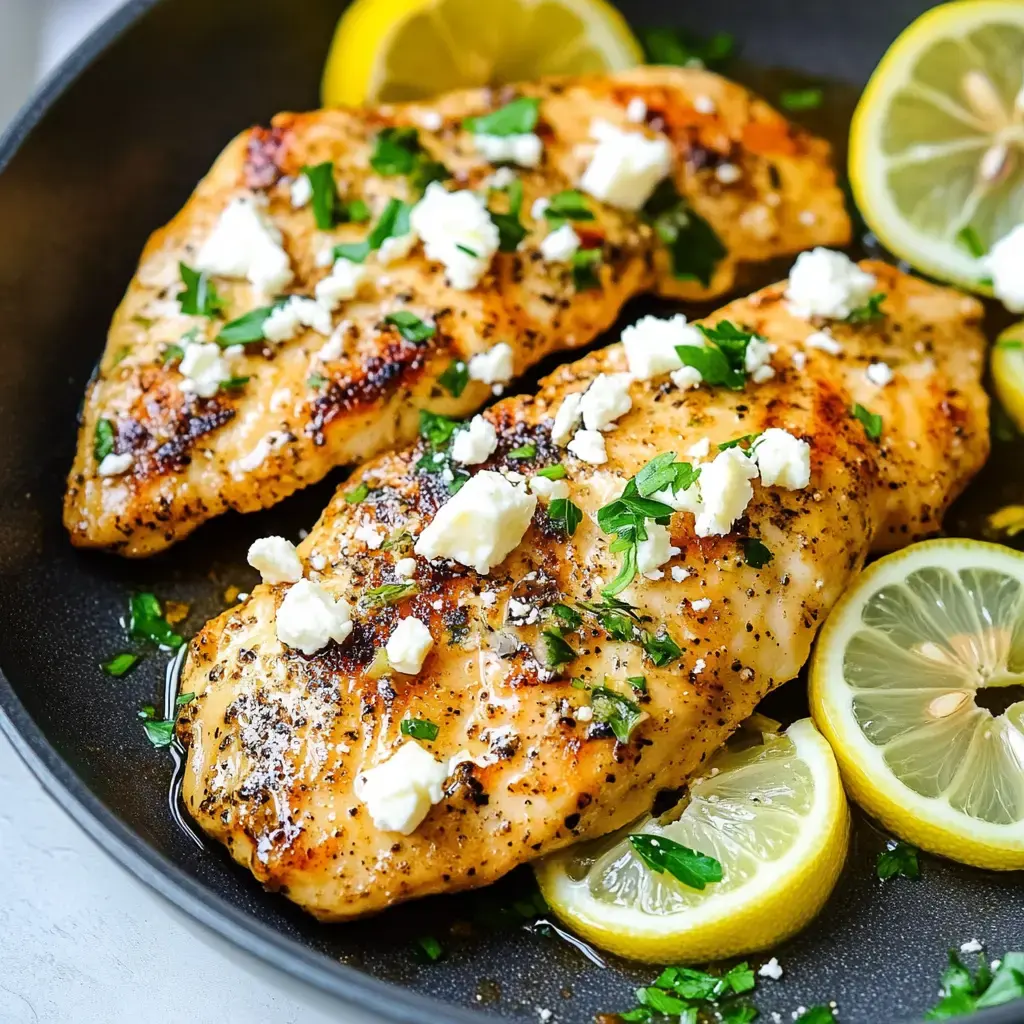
{"left": 177, "top": 262, "right": 224, "bottom": 318}
{"left": 216, "top": 304, "right": 278, "bottom": 346}
{"left": 302, "top": 161, "right": 340, "bottom": 230}
{"left": 508, "top": 443, "right": 536, "bottom": 459}
{"left": 597, "top": 480, "right": 674, "bottom": 597}
{"left": 641, "top": 27, "right": 735, "bottom": 68}
{"left": 571, "top": 247, "right": 602, "bottom": 291}
{"left": 543, "top": 189, "right": 594, "bottom": 226}
{"left": 628, "top": 833, "right": 722, "bottom": 889}
{"left": 385, "top": 310, "right": 435, "bottom": 343}
{"left": 780, "top": 87, "right": 824, "bottom": 111}
{"left": 334, "top": 197, "right": 413, "bottom": 263}
{"left": 852, "top": 402, "right": 883, "bottom": 442}
{"left": 219, "top": 375, "right": 250, "bottom": 392}
{"left": 307, "top": 372, "right": 327, "bottom": 389}
{"left": 795, "top": 1008, "right": 835, "bottom": 1024}
{"left": 438, "top": 359, "right": 469, "bottom": 397}
{"left": 675, "top": 320, "right": 755, "bottom": 390}
{"left": 490, "top": 178, "right": 528, "bottom": 252}
{"left": 846, "top": 292, "right": 886, "bottom": 323}
{"left": 536, "top": 464, "right": 567, "bottom": 480}
{"left": 419, "top": 409, "right": 462, "bottom": 448}
{"left": 718, "top": 432, "right": 760, "bottom": 451}
{"left": 345, "top": 481, "right": 369, "bottom": 504}
{"left": 142, "top": 718, "right": 174, "bottom": 748}
{"left": 464, "top": 96, "right": 540, "bottom": 136}
{"left": 590, "top": 686, "right": 645, "bottom": 742}
{"left": 642, "top": 630, "right": 682, "bottom": 667}
{"left": 413, "top": 935, "right": 444, "bottom": 962}
{"left": 876, "top": 840, "right": 920, "bottom": 880}
{"left": 643, "top": 179, "right": 726, "bottom": 286}
{"left": 175, "top": 692, "right": 196, "bottom": 706}
{"left": 102, "top": 652, "right": 140, "bottom": 677}
{"left": 548, "top": 497, "right": 583, "bottom": 537}
{"left": 743, "top": 537, "right": 773, "bottom": 569}
{"left": 128, "top": 593, "right": 184, "bottom": 650}
{"left": 401, "top": 717, "right": 439, "bottom": 741}
{"left": 362, "top": 582, "right": 419, "bottom": 607}
{"left": 956, "top": 225, "right": 988, "bottom": 260}
{"left": 635, "top": 451, "right": 699, "bottom": 498}
{"left": 94, "top": 418, "right": 115, "bottom": 462}
{"left": 551, "top": 604, "right": 583, "bottom": 630}
{"left": 541, "top": 628, "right": 576, "bottom": 669}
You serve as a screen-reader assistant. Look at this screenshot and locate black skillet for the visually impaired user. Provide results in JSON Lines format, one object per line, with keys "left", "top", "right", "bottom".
{"left": 1, "top": 1, "right": 1022, "bottom": 1021}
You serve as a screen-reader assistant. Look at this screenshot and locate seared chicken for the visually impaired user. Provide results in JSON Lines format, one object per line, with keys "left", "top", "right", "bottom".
{"left": 65, "top": 66, "right": 848, "bottom": 556}
{"left": 177, "top": 262, "right": 988, "bottom": 920}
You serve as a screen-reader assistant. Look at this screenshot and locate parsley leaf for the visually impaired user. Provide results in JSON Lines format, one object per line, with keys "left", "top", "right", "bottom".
{"left": 508, "top": 443, "right": 536, "bottom": 459}
{"left": 794, "top": 1008, "right": 835, "bottom": 1023}
{"left": 307, "top": 372, "right": 327, "bottom": 389}
{"left": 464, "top": 97, "right": 539, "bottom": 136}
{"left": 128, "top": 593, "right": 184, "bottom": 650}
{"left": 551, "top": 604, "right": 583, "bottom": 630}
{"left": 216, "top": 304, "right": 279, "bottom": 346}
{"left": 674, "top": 320, "right": 755, "bottom": 391}
{"left": 643, "top": 179, "right": 726, "bottom": 286}
{"left": 345, "top": 481, "right": 369, "bottom": 504}
{"left": 718, "top": 432, "right": 760, "bottom": 451}
{"left": 642, "top": 630, "right": 682, "bottom": 667}
{"left": 590, "top": 686, "right": 645, "bottom": 742}
{"left": 571, "top": 248, "right": 602, "bottom": 291}
{"left": 335, "top": 197, "right": 413, "bottom": 263}
{"left": 371, "top": 127, "right": 429, "bottom": 176}
{"left": 641, "top": 27, "right": 736, "bottom": 68}
{"left": 536, "top": 464, "right": 567, "bottom": 480}
{"left": 627, "top": 675, "right": 647, "bottom": 692}
{"left": 419, "top": 409, "right": 462, "bottom": 449}
{"left": 635, "top": 451, "right": 699, "bottom": 498}
{"left": 490, "top": 178, "right": 528, "bottom": 252}
{"left": 385, "top": 310, "right": 435, "bottom": 343}
{"left": 94, "top": 418, "right": 115, "bottom": 461}
{"left": 743, "top": 537, "right": 773, "bottom": 569}
{"left": 845, "top": 292, "right": 886, "bottom": 323}
{"left": 876, "top": 840, "right": 920, "bottom": 880}
{"left": 548, "top": 498, "right": 583, "bottom": 536}
{"left": 362, "top": 582, "right": 418, "bottom": 607}
{"left": 102, "top": 652, "right": 141, "bottom": 677}
{"left": 543, "top": 189, "right": 594, "bottom": 225}
{"left": 541, "top": 628, "right": 576, "bottom": 668}
{"left": 780, "top": 87, "right": 824, "bottom": 111}
{"left": 177, "top": 262, "right": 224, "bottom": 318}
{"left": 301, "top": 161, "right": 340, "bottom": 230}
{"left": 852, "top": 403, "right": 883, "bottom": 442}
{"left": 413, "top": 935, "right": 443, "bottom": 962}
{"left": 628, "top": 833, "right": 722, "bottom": 889}
{"left": 141, "top": 717, "right": 175, "bottom": 749}
{"left": 401, "top": 717, "right": 439, "bottom": 741}
{"left": 956, "top": 225, "right": 988, "bottom": 259}
{"left": 438, "top": 359, "right": 469, "bottom": 397}
{"left": 597, "top": 479, "right": 674, "bottom": 597}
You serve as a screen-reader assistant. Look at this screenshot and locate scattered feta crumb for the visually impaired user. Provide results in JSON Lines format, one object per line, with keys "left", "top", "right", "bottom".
{"left": 692, "top": 657, "right": 706, "bottom": 674}
{"left": 377, "top": 230, "right": 418, "bottom": 265}
{"left": 276, "top": 579, "right": 353, "bottom": 655}
{"left": 567, "top": 428, "right": 608, "bottom": 465}
{"left": 804, "top": 329, "right": 843, "bottom": 355}
{"left": 309, "top": 553, "right": 327, "bottom": 571}
{"left": 529, "top": 476, "right": 570, "bottom": 501}
{"left": 960, "top": 939, "right": 984, "bottom": 954}
{"left": 690, "top": 597, "right": 711, "bottom": 612}
{"left": 395, "top": 557, "right": 417, "bottom": 580}
{"left": 451, "top": 414, "right": 498, "bottom": 465}
{"left": 785, "top": 248, "right": 876, "bottom": 320}
{"left": 317, "top": 324, "right": 347, "bottom": 362}
{"left": 687, "top": 437, "right": 711, "bottom": 459}
{"left": 539, "top": 224, "right": 581, "bottom": 263}
{"left": 355, "top": 741, "right": 448, "bottom": 834}
{"left": 625, "top": 97, "right": 647, "bottom": 123}
{"left": 290, "top": 174, "right": 312, "bottom": 208}
{"left": 417, "top": 109, "right": 443, "bottom": 131}
{"left": 468, "top": 342, "right": 514, "bottom": 385}
{"left": 671, "top": 365, "right": 703, "bottom": 390}
{"left": 753, "top": 428, "right": 811, "bottom": 490}
{"left": 264, "top": 295, "right": 332, "bottom": 343}
{"left": 474, "top": 132, "right": 543, "bottom": 168}
{"left": 670, "top": 565, "right": 690, "bottom": 583}
{"left": 551, "top": 392, "right": 584, "bottom": 446}
{"left": 575, "top": 705, "right": 594, "bottom": 722}
{"left": 414, "top": 470, "right": 536, "bottom": 574}
{"left": 744, "top": 336, "right": 776, "bottom": 383}
{"left": 759, "top": 957, "right": 784, "bottom": 980}
{"left": 247, "top": 535, "right": 304, "bottom": 584}
{"left": 177, "top": 341, "right": 236, "bottom": 398}
{"left": 986, "top": 224, "right": 1024, "bottom": 312}
{"left": 385, "top": 616, "right": 434, "bottom": 674}
{"left": 693, "top": 94, "right": 716, "bottom": 114}
{"left": 354, "top": 522, "right": 385, "bottom": 549}
{"left": 410, "top": 182, "right": 501, "bottom": 289}
{"left": 580, "top": 373, "right": 633, "bottom": 431}
{"left": 315, "top": 258, "right": 368, "bottom": 311}
{"left": 637, "top": 522, "right": 680, "bottom": 577}
{"left": 621, "top": 313, "right": 703, "bottom": 380}
{"left": 580, "top": 119, "right": 673, "bottom": 211}
{"left": 791, "top": 350, "right": 808, "bottom": 370}
{"left": 715, "top": 162, "right": 742, "bottom": 185}
{"left": 694, "top": 447, "right": 759, "bottom": 536}
{"left": 531, "top": 196, "right": 550, "bottom": 220}
{"left": 866, "top": 361, "right": 894, "bottom": 387}
{"left": 507, "top": 597, "right": 537, "bottom": 623}
{"left": 97, "top": 451, "right": 133, "bottom": 477}
{"left": 798, "top": 209, "right": 817, "bottom": 226}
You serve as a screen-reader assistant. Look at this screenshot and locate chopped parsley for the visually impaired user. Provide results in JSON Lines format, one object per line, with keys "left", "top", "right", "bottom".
{"left": 643, "top": 179, "right": 726, "bottom": 286}
{"left": 412, "top": 935, "right": 444, "bottom": 963}
{"left": 507, "top": 443, "right": 536, "bottom": 459}
{"left": 780, "top": 87, "right": 824, "bottom": 111}
{"left": 419, "top": 409, "right": 462, "bottom": 449}
{"left": 743, "top": 537, "right": 773, "bottom": 569}
{"left": 128, "top": 593, "right": 184, "bottom": 650}
{"left": 335, "top": 197, "right": 413, "bottom": 263}
{"left": 137, "top": 704, "right": 176, "bottom": 748}
{"left": 177, "top": 262, "right": 224, "bottom": 318}
{"left": 635, "top": 451, "right": 699, "bottom": 498}
{"left": 579, "top": 594, "right": 643, "bottom": 643}
{"left": 551, "top": 604, "right": 583, "bottom": 630}
{"left": 464, "top": 96, "right": 540, "bottom": 136}
{"left": 216, "top": 304, "right": 279, "bottom": 346}
{"left": 571, "top": 247, "right": 602, "bottom": 291}
{"left": 597, "top": 479, "right": 674, "bottom": 597}
{"left": 541, "top": 628, "right": 576, "bottom": 669}
{"left": 438, "top": 359, "right": 469, "bottom": 397}
{"left": 384, "top": 310, "right": 436, "bottom": 343}
{"left": 609, "top": 961, "right": 758, "bottom": 1022}
{"left": 307, "top": 372, "right": 327, "bottom": 389}
{"left": 641, "top": 27, "right": 736, "bottom": 68}
{"left": 718, "top": 433, "right": 760, "bottom": 451}
{"left": 876, "top": 840, "right": 920, "bottom": 880}
{"left": 956, "top": 225, "right": 988, "bottom": 259}
{"left": 102, "top": 652, "right": 140, "bottom": 677}
{"left": 94, "top": 418, "right": 115, "bottom": 462}
{"left": 416, "top": 410, "right": 469, "bottom": 492}
{"left": 370, "top": 127, "right": 447, "bottom": 192}
{"left": 219, "top": 375, "right": 250, "bottom": 392}
{"left": 536, "top": 464, "right": 567, "bottom": 480}
{"left": 927, "top": 949, "right": 1024, "bottom": 1019}
{"left": 489, "top": 178, "right": 528, "bottom": 252}
{"left": 628, "top": 833, "right": 722, "bottom": 890}
{"left": 590, "top": 686, "right": 645, "bottom": 742}
{"left": 852, "top": 402, "right": 883, "bottom": 442}
{"left": 362, "top": 582, "right": 419, "bottom": 607}
{"left": 642, "top": 630, "right": 682, "bottom": 667}
{"left": 456, "top": 243, "right": 479, "bottom": 257}
{"left": 176, "top": 692, "right": 196, "bottom": 706}
{"left": 676, "top": 321, "right": 756, "bottom": 390}
{"left": 345, "top": 481, "right": 369, "bottom": 504}
{"left": 794, "top": 1007, "right": 835, "bottom": 1023}
{"left": 548, "top": 497, "right": 583, "bottom": 536}
{"left": 400, "top": 717, "right": 439, "bottom": 741}
{"left": 845, "top": 292, "right": 886, "bottom": 323}
{"left": 301, "top": 161, "right": 340, "bottom": 230}
{"left": 627, "top": 675, "right": 647, "bottom": 692}
{"left": 543, "top": 189, "right": 594, "bottom": 226}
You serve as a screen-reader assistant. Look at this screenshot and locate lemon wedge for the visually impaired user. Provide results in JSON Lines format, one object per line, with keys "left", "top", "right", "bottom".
{"left": 811, "top": 539, "right": 1024, "bottom": 870}
{"left": 849, "top": 0, "right": 1024, "bottom": 292}
{"left": 992, "top": 321, "right": 1024, "bottom": 432}
{"left": 534, "top": 720, "right": 849, "bottom": 963}
{"left": 322, "top": 0, "right": 643, "bottom": 107}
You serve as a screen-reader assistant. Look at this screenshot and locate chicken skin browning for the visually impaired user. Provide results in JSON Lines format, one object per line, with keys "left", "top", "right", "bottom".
{"left": 177, "top": 263, "right": 988, "bottom": 920}
{"left": 65, "top": 66, "right": 849, "bottom": 556}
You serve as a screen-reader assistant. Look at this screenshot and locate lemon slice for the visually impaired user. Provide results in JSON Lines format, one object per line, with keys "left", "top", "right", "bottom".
{"left": 849, "top": 0, "right": 1024, "bottom": 292}
{"left": 992, "top": 321, "right": 1024, "bottom": 432}
{"left": 810, "top": 539, "right": 1024, "bottom": 870}
{"left": 321, "top": 0, "right": 643, "bottom": 107}
{"left": 533, "top": 720, "right": 849, "bottom": 963}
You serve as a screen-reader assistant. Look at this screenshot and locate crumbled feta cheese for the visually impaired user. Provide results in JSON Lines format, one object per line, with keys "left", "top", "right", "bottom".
{"left": 394, "top": 557, "right": 417, "bottom": 579}
{"left": 263, "top": 295, "right": 332, "bottom": 343}
{"left": 410, "top": 182, "right": 501, "bottom": 289}
{"left": 671, "top": 365, "right": 703, "bottom": 390}
{"left": 744, "top": 337, "right": 776, "bottom": 383}
{"left": 507, "top": 597, "right": 537, "bottom": 623}
{"left": 690, "top": 597, "right": 711, "bottom": 612}
{"left": 581, "top": 373, "right": 633, "bottom": 431}
{"left": 637, "top": 522, "right": 681, "bottom": 577}
{"left": 715, "top": 163, "right": 742, "bottom": 185}
{"left": 960, "top": 939, "right": 984, "bottom": 954}
{"left": 539, "top": 224, "right": 581, "bottom": 262}
{"left": 529, "top": 476, "right": 570, "bottom": 501}
{"left": 753, "top": 428, "right": 811, "bottom": 490}
{"left": 474, "top": 132, "right": 543, "bottom": 168}
{"left": 531, "top": 197, "right": 550, "bottom": 220}
{"left": 355, "top": 741, "right": 448, "bottom": 834}
{"left": 621, "top": 313, "right": 704, "bottom": 380}
{"left": 317, "top": 324, "right": 347, "bottom": 362}
{"left": 276, "top": 579, "right": 353, "bottom": 654}
{"left": 551, "top": 392, "right": 584, "bottom": 446}
{"left": 798, "top": 210, "right": 817, "bottom": 226}
{"left": 791, "top": 350, "right": 808, "bottom": 370}
{"left": 692, "top": 657, "right": 706, "bottom": 674}
{"left": 575, "top": 705, "right": 594, "bottom": 722}
{"left": 785, "top": 248, "right": 876, "bottom": 320}
{"left": 377, "top": 231, "right": 418, "bottom": 265}
{"left": 580, "top": 120, "right": 673, "bottom": 211}
{"left": 625, "top": 97, "right": 647, "bottom": 123}
{"left": 235, "top": 430, "right": 289, "bottom": 473}
{"left": 487, "top": 167, "right": 518, "bottom": 190}
{"left": 567, "top": 429, "right": 608, "bottom": 465}
{"left": 687, "top": 437, "right": 711, "bottom": 459}
{"left": 290, "top": 174, "right": 312, "bottom": 208}
{"left": 309, "top": 552, "right": 327, "bottom": 571}
{"left": 479, "top": 590, "right": 497, "bottom": 607}
{"left": 195, "top": 195, "right": 293, "bottom": 297}
{"left": 97, "top": 452, "right": 133, "bottom": 477}
{"left": 414, "top": 470, "right": 536, "bottom": 574}
{"left": 178, "top": 341, "right": 234, "bottom": 398}
{"left": 385, "top": 616, "right": 434, "bottom": 674}
{"left": 451, "top": 415, "right": 498, "bottom": 465}
{"left": 804, "top": 329, "right": 843, "bottom": 355}
{"left": 247, "top": 535, "right": 304, "bottom": 584}
{"left": 315, "top": 258, "right": 368, "bottom": 310}
{"left": 759, "top": 957, "right": 784, "bottom": 980}
{"left": 694, "top": 447, "right": 759, "bottom": 536}
{"left": 866, "top": 361, "right": 894, "bottom": 387}
{"left": 985, "top": 224, "right": 1024, "bottom": 312}
{"left": 354, "top": 522, "right": 385, "bottom": 549}
{"left": 670, "top": 565, "right": 690, "bottom": 583}
{"left": 693, "top": 95, "right": 716, "bottom": 114}
{"left": 468, "top": 342, "right": 514, "bottom": 385}
{"left": 418, "top": 109, "right": 443, "bottom": 131}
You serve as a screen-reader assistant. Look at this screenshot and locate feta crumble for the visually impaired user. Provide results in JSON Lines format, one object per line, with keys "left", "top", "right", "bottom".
{"left": 753, "top": 428, "right": 811, "bottom": 490}
{"left": 468, "top": 342, "right": 515, "bottom": 386}
{"left": 694, "top": 446, "right": 759, "bottom": 537}
{"left": 178, "top": 341, "right": 236, "bottom": 398}
{"left": 567, "top": 429, "right": 608, "bottom": 465}
{"left": 804, "top": 329, "right": 843, "bottom": 355}
{"left": 354, "top": 522, "right": 385, "bottom": 549}
{"left": 290, "top": 174, "right": 312, "bottom": 208}
{"left": 97, "top": 452, "right": 133, "bottom": 477}
{"left": 551, "top": 392, "right": 584, "bottom": 446}
{"left": 263, "top": 295, "right": 332, "bottom": 343}
{"left": 625, "top": 97, "right": 647, "bottom": 123}
{"left": 410, "top": 182, "right": 501, "bottom": 289}
{"left": 670, "top": 365, "right": 703, "bottom": 390}
{"left": 355, "top": 741, "right": 449, "bottom": 835}
{"left": 474, "top": 132, "right": 543, "bottom": 168}
{"left": 529, "top": 476, "right": 570, "bottom": 501}
{"left": 986, "top": 224, "right": 1024, "bottom": 312}
{"left": 580, "top": 120, "right": 673, "bottom": 211}
{"left": 580, "top": 373, "right": 633, "bottom": 431}
{"left": 377, "top": 230, "right": 418, "bottom": 265}
{"left": 690, "top": 597, "right": 712, "bottom": 612}
{"left": 670, "top": 565, "right": 690, "bottom": 583}
{"left": 785, "top": 248, "right": 876, "bottom": 320}
{"left": 637, "top": 522, "right": 680, "bottom": 577}
{"left": 451, "top": 415, "right": 498, "bottom": 465}
{"left": 315, "top": 257, "right": 368, "bottom": 311}
{"left": 960, "top": 939, "right": 984, "bottom": 954}
{"left": 687, "top": 437, "right": 711, "bottom": 459}
{"left": 276, "top": 579, "right": 353, "bottom": 655}
{"left": 539, "top": 224, "right": 581, "bottom": 263}
{"left": 247, "top": 535, "right": 304, "bottom": 584}
{"left": 715, "top": 163, "right": 742, "bottom": 185}
{"left": 196, "top": 195, "right": 293, "bottom": 297}
{"left": 621, "top": 313, "right": 704, "bottom": 380}
{"left": 417, "top": 109, "right": 443, "bottom": 131}
{"left": 744, "top": 337, "right": 776, "bottom": 383}
{"left": 415, "top": 470, "right": 537, "bottom": 574}
{"left": 693, "top": 95, "right": 716, "bottom": 114}
{"left": 866, "top": 361, "right": 894, "bottom": 387}
{"left": 395, "top": 556, "right": 417, "bottom": 580}
{"left": 385, "top": 616, "right": 435, "bottom": 674}
{"left": 759, "top": 957, "right": 784, "bottom": 980}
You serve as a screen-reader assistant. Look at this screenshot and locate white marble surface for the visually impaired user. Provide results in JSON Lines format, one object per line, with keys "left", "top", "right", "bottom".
{"left": 0, "top": 4, "right": 375, "bottom": 1022}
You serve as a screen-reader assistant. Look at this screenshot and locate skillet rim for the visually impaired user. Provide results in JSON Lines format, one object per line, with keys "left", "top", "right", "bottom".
{"left": 1, "top": 2, "right": 1023, "bottom": 1022}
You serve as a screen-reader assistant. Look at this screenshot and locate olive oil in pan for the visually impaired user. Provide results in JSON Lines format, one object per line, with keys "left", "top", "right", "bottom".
{"left": 164, "top": 643, "right": 205, "bottom": 850}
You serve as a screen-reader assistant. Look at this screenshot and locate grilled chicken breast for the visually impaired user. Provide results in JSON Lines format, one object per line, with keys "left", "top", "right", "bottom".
{"left": 65, "top": 66, "right": 848, "bottom": 557}
{"left": 177, "top": 262, "right": 988, "bottom": 920}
